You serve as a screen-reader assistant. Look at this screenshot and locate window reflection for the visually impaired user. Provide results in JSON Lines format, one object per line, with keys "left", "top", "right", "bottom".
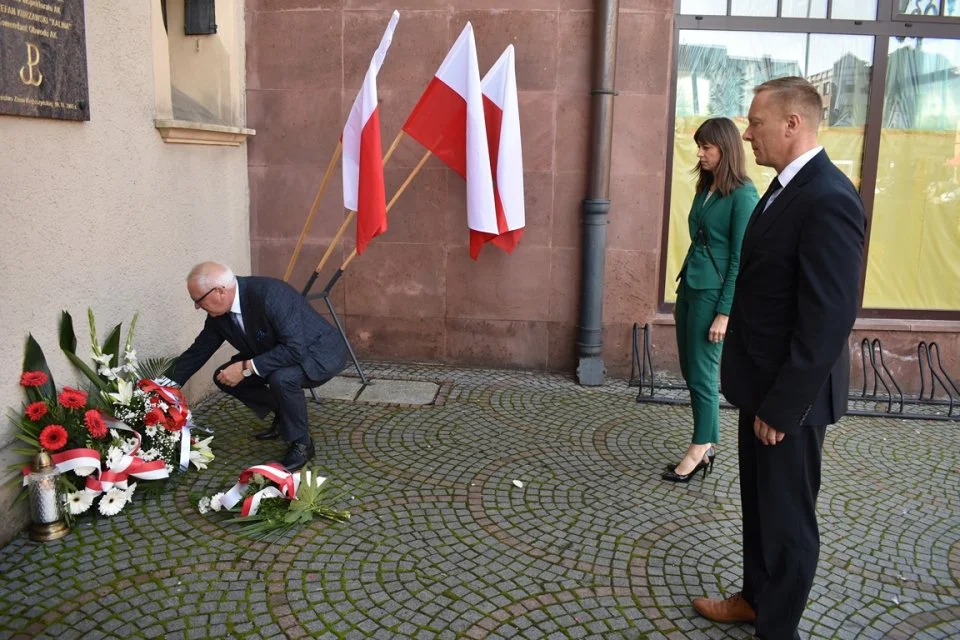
{"left": 831, "top": 0, "right": 877, "bottom": 20}
{"left": 731, "top": 0, "right": 777, "bottom": 16}
{"left": 666, "top": 31, "right": 874, "bottom": 301}
{"left": 864, "top": 38, "right": 960, "bottom": 310}
{"left": 680, "top": 0, "right": 727, "bottom": 15}
{"left": 782, "top": 0, "right": 828, "bottom": 18}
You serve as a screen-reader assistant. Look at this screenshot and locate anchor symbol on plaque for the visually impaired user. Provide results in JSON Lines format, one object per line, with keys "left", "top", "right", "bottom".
{"left": 19, "top": 43, "right": 43, "bottom": 87}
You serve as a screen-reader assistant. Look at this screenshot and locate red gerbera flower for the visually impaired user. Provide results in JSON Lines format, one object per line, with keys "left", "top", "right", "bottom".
{"left": 39, "top": 424, "right": 68, "bottom": 451}
{"left": 19, "top": 371, "right": 48, "bottom": 387}
{"left": 144, "top": 408, "right": 164, "bottom": 426}
{"left": 25, "top": 401, "right": 48, "bottom": 421}
{"left": 58, "top": 386, "right": 88, "bottom": 410}
{"left": 84, "top": 409, "right": 107, "bottom": 439}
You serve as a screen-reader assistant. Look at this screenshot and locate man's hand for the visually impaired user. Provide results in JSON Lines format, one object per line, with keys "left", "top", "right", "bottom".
{"left": 216, "top": 362, "right": 246, "bottom": 388}
{"left": 754, "top": 416, "right": 785, "bottom": 445}
{"left": 708, "top": 314, "right": 728, "bottom": 343}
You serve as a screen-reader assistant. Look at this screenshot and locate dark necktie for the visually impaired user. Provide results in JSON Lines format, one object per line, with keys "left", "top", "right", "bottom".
{"left": 760, "top": 177, "right": 783, "bottom": 213}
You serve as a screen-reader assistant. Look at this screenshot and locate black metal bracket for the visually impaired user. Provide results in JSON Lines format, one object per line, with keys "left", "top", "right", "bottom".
{"left": 300, "top": 268, "right": 369, "bottom": 400}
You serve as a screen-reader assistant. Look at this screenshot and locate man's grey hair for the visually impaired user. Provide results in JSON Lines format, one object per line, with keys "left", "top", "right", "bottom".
{"left": 187, "top": 262, "right": 236, "bottom": 290}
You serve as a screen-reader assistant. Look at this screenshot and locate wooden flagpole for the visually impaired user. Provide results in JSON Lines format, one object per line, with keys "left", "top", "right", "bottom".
{"left": 304, "top": 130, "right": 408, "bottom": 279}
{"left": 340, "top": 148, "right": 432, "bottom": 271}
{"left": 283, "top": 141, "right": 342, "bottom": 282}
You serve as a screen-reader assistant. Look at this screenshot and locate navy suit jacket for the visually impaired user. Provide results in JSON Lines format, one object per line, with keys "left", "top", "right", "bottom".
{"left": 171, "top": 276, "right": 346, "bottom": 385}
{"left": 720, "top": 150, "right": 866, "bottom": 432}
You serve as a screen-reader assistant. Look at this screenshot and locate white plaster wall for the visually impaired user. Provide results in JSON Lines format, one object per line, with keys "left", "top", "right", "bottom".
{"left": 0, "top": 1, "right": 250, "bottom": 543}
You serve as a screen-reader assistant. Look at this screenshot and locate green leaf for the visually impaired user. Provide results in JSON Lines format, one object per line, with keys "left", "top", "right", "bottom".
{"left": 59, "top": 311, "right": 110, "bottom": 393}
{"left": 124, "top": 312, "right": 138, "bottom": 356}
{"left": 22, "top": 334, "right": 56, "bottom": 402}
{"left": 134, "top": 357, "right": 177, "bottom": 380}
{"left": 283, "top": 511, "right": 300, "bottom": 524}
{"left": 102, "top": 323, "right": 122, "bottom": 369}
{"left": 13, "top": 433, "right": 40, "bottom": 447}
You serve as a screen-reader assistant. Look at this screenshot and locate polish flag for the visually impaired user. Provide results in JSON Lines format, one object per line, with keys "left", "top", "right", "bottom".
{"left": 343, "top": 10, "right": 399, "bottom": 255}
{"left": 472, "top": 45, "right": 525, "bottom": 259}
{"left": 402, "top": 23, "right": 497, "bottom": 246}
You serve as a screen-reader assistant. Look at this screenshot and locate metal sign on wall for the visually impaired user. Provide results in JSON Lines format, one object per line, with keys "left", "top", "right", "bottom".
{"left": 0, "top": 0, "right": 89, "bottom": 121}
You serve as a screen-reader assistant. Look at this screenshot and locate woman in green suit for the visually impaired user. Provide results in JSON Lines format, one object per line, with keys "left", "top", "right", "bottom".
{"left": 663, "top": 117, "right": 758, "bottom": 483}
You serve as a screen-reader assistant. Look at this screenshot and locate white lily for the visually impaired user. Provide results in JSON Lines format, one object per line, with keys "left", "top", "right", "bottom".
{"left": 92, "top": 352, "right": 113, "bottom": 367}
{"left": 108, "top": 379, "right": 134, "bottom": 406}
{"left": 189, "top": 436, "right": 215, "bottom": 470}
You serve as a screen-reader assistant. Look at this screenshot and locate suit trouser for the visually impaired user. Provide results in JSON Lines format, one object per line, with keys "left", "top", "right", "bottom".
{"left": 675, "top": 281, "right": 722, "bottom": 444}
{"left": 214, "top": 360, "right": 330, "bottom": 444}
{"left": 738, "top": 410, "right": 826, "bottom": 640}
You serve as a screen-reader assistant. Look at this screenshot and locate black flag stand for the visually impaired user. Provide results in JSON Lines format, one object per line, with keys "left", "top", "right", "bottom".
{"left": 301, "top": 268, "right": 369, "bottom": 403}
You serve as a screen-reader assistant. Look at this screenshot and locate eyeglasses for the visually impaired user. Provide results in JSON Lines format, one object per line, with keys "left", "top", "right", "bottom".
{"left": 192, "top": 286, "right": 221, "bottom": 307}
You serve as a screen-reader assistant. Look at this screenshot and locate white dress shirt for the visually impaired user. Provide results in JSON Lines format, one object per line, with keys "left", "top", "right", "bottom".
{"left": 764, "top": 146, "right": 823, "bottom": 211}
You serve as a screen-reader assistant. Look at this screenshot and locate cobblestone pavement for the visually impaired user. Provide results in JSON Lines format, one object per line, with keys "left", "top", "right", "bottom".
{"left": 1, "top": 363, "right": 958, "bottom": 639}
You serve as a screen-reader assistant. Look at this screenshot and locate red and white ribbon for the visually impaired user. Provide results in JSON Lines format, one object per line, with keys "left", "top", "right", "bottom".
{"left": 22, "top": 419, "right": 169, "bottom": 491}
{"left": 218, "top": 463, "right": 325, "bottom": 517}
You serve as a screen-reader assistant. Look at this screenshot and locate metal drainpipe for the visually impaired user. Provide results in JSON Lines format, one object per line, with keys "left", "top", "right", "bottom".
{"left": 576, "top": 0, "right": 619, "bottom": 386}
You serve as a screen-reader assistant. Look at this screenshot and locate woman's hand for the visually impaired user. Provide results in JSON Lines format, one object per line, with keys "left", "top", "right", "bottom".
{"left": 708, "top": 314, "right": 728, "bottom": 343}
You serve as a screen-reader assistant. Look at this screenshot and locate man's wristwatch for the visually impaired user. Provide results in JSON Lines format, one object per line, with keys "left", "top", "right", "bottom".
{"left": 242, "top": 360, "right": 253, "bottom": 378}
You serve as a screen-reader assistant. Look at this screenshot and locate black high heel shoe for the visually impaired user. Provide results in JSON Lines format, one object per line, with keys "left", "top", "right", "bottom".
{"left": 663, "top": 447, "right": 717, "bottom": 474}
{"left": 661, "top": 457, "right": 710, "bottom": 483}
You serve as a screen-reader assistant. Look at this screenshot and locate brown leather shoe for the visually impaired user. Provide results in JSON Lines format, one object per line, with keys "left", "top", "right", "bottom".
{"left": 692, "top": 592, "right": 756, "bottom": 623}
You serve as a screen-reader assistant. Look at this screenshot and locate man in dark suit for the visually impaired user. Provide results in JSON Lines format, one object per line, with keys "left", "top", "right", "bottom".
{"left": 692, "top": 77, "right": 866, "bottom": 639}
{"left": 171, "top": 262, "right": 347, "bottom": 471}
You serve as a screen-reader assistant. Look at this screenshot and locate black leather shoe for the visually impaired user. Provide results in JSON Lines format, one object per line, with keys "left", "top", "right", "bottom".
{"left": 254, "top": 416, "right": 282, "bottom": 441}
{"left": 281, "top": 440, "right": 315, "bottom": 472}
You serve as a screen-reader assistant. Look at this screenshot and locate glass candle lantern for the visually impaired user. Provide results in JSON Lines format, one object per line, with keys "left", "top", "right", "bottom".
{"left": 28, "top": 450, "right": 69, "bottom": 542}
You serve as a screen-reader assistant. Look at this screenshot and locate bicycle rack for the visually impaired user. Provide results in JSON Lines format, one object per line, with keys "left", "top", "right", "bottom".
{"left": 630, "top": 322, "right": 960, "bottom": 422}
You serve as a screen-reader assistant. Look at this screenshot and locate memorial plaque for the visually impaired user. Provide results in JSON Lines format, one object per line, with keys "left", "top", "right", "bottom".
{"left": 0, "top": 0, "right": 89, "bottom": 121}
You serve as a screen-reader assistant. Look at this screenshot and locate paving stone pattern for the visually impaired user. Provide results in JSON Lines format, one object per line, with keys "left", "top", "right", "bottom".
{"left": 1, "top": 363, "right": 958, "bottom": 639}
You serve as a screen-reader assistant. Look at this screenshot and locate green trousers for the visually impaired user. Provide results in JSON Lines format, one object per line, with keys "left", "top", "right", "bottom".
{"left": 675, "top": 280, "right": 722, "bottom": 445}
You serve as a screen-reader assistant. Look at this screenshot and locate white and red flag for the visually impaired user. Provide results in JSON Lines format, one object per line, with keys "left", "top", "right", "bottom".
{"left": 343, "top": 10, "right": 399, "bottom": 255}
{"left": 472, "top": 45, "right": 525, "bottom": 259}
{"left": 402, "top": 23, "right": 497, "bottom": 249}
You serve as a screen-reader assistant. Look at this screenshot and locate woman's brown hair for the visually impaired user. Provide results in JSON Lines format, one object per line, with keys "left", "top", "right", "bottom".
{"left": 692, "top": 117, "right": 750, "bottom": 197}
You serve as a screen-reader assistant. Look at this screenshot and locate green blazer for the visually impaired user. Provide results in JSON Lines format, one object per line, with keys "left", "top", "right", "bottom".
{"left": 678, "top": 181, "right": 759, "bottom": 315}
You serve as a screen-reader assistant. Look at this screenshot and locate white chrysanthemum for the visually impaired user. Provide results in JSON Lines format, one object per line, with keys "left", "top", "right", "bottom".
{"left": 169, "top": 430, "right": 181, "bottom": 443}
{"left": 106, "top": 446, "right": 124, "bottom": 468}
{"left": 210, "top": 492, "right": 224, "bottom": 512}
{"left": 98, "top": 489, "right": 127, "bottom": 516}
{"left": 164, "top": 464, "right": 173, "bottom": 474}
{"left": 144, "top": 425, "right": 158, "bottom": 438}
{"left": 73, "top": 466, "right": 96, "bottom": 477}
{"left": 197, "top": 497, "right": 211, "bottom": 514}
{"left": 66, "top": 491, "right": 93, "bottom": 515}
{"left": 139, "top": 448, "right": 159, "bottom": 462}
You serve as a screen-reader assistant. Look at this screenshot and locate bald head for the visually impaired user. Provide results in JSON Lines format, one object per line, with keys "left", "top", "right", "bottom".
{"left": 187, "top": 262, "right": 236, "bottom": 290}
{"left": 186, "top": 262, "right": 237, "bottom": 316}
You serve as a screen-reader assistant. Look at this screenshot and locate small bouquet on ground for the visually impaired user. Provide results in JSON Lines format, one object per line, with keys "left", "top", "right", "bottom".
{"left": 196, "top": 463, "right": 349, "bottom": 539}
{"left": 8, "top": 309, "right": 215, "bottom": 522}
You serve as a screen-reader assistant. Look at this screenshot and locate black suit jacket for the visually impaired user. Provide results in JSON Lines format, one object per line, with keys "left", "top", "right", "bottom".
{"left": 171, "top": 276, "right": 347, "bottom": 386}
{"left": 720, "top": 150, "right": 866, "bottom": 433}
